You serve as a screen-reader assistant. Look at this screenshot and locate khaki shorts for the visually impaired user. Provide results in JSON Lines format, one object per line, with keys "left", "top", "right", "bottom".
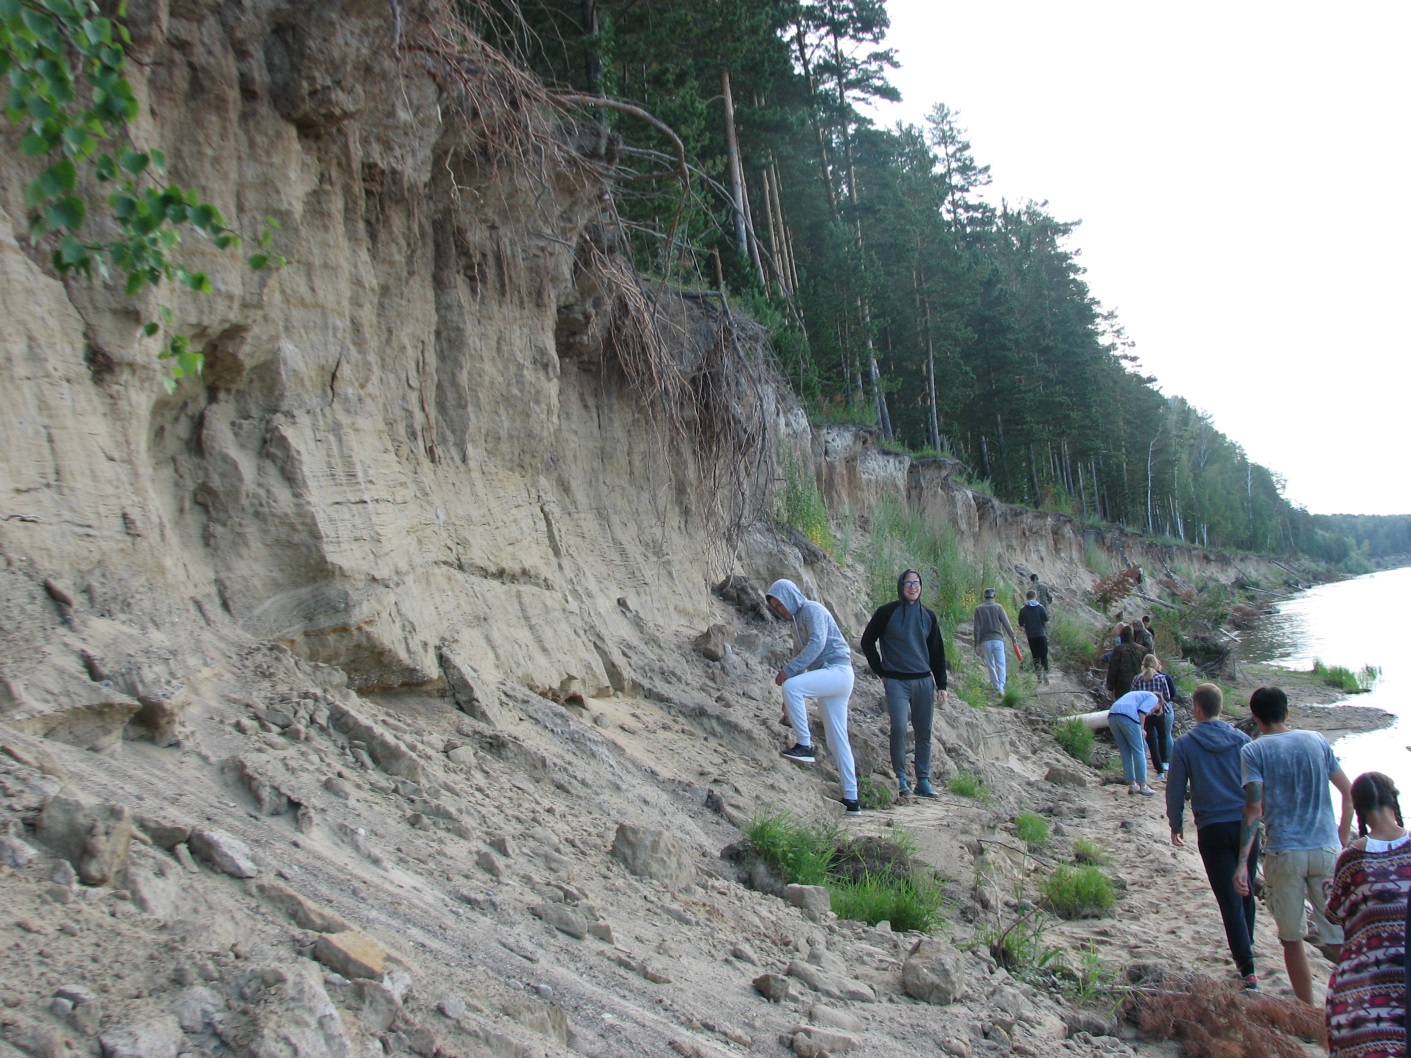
{"left": 1263, "top": 847, "right": 1342, "bottom": 945}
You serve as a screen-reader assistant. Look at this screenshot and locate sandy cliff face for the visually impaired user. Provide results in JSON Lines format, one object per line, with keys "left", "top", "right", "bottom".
{"left": 0, "top": 0, "right": 764, "bottom": 746}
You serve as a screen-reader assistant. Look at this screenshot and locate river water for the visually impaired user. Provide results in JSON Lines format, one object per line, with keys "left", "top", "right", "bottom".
{"left": 1239, "top": 564, "right": 1411, "bottom": 788}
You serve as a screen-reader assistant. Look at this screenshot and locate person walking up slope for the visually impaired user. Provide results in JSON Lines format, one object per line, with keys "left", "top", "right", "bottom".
{"left": 861, "top": 569, "right": 949, "bottom": 798}
{"left": 1235, "top": 686, "right": 1353, "bottom": 1005}
{"left": 972, "top": 588, "right": 1018, "bottom": 694}
{"left": 1016, "top": 589, "right": 1050, "bottom": 683}
{"left": 1167, "top": 684, "right": 1260, "bottom": 989}
{"left": 766, "top": 579, "right": 862, "bottom": 815}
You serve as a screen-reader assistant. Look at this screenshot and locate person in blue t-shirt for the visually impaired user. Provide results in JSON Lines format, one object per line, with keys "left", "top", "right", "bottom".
{"left": 1107, "top": 689, "right": 1163, "bottom": 796}
{"left": 1234, "top": 686, "right": 1352, "bottom": 1005}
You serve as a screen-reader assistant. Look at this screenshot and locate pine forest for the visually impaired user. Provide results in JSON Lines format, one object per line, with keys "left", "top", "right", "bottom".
{"left": 468, "top": 0, "right": 1377, "bottom": 568}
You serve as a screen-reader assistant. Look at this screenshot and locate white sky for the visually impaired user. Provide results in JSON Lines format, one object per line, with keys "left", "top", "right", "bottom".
{"left": 871, "top": 1, "right": 1410, "bottom": 516}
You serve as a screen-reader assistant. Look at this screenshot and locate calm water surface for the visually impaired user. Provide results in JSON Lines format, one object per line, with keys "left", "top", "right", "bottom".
{"left": 1239, "top": 565, "right": 1411, "bottom": 789}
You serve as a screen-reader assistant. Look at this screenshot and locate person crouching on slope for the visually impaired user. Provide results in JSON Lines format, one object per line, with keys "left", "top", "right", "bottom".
{"left": 766, "top": 579, "right": 862, "bottom": 816}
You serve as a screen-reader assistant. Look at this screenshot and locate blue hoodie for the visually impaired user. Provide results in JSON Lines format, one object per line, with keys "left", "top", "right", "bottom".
{"left": 1166, "top": 718, "right": 1252, "bottom": 834}
{"left": 765, "top": 579, "right": 853, "bottom": 677}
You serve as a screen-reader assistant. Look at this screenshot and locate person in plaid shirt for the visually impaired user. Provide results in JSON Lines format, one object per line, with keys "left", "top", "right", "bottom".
{"left": 1132, "top": 654, "right": 1173, "bottom": 780}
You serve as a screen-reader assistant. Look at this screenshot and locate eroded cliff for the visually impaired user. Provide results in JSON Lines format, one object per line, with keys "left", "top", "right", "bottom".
{"left": 0, "top": 5, "right": 1290, "bottom": 1057}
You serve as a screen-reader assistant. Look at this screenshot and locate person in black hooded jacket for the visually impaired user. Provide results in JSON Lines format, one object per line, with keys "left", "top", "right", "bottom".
{"left": 861, "top": 569, "right": 948, "bottom": 797}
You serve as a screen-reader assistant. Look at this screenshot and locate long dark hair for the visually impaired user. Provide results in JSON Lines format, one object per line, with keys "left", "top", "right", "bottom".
{"left": 1351, "top": 772, "right": 1403, "bottom": 837}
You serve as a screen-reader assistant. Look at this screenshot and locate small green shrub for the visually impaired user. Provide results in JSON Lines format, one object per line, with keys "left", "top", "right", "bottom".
{"left": 1311, "top": 659, "right": 1380, "bottom": 693}
{"left": 743, "top": 811, "right": 834, "bottom": 886}
{"left": 858, "top": 775, "right": 894, "bottom": 811}
{"left": 1069, "top": 939, "right": 1115, "bottom": 1000}
{"left": 955, "top": 664, "right": 992, "bottom": 709}
{"left": 778, "top": 451, "right": 833, "bottom": 554}
{"left": 999, "top": 676, "right": 1028, "bottom": 709}
{"left": 1041, "top": 864, "right": 1115, "bottom": 919}
{"left": 828, "top": 871, "right": 944, "bottom": 933}
{"left": 1083, "top": 540, "right": 1113, "bottom": 576}
{"left": 1072, "top": 838, "right": 1108, "bottom": 866}
{"left": 1015, "top": 811, "right": 1050, "bottom": 848}
{"left": 1048, "top": 613, "right": 1098, "bottom": 666}
{"left": 948, "top": 772, "right": 990, "bottom": 803}
{"left": 1054, "top": 718, "right": 1095, "bottom": 764}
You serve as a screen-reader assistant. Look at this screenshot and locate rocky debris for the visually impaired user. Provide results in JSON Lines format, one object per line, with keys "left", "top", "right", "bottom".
{"left": 786, "top": 960, "right": 876, "bottom": 1003}
{"left": 170, "top": 985, "right": 224, "bottom": 1035}
{"left": 530, "top": 902, "right": 589, "bottom": 939}
{"left": 713, "top": 576, "right": 769, "bottom": 620}
{"left": 902, "top": 938, "right": 967, "bottom": 1005}
{"left": 500, "top": 993, "right": 569, "bottom": 1045}
{"left": 791, "top": 1024, "right": 862, "bottom": 1054}
{"left": 0, "top": 820, "right": 39, "bottom": 868}
{"left": 231, "top": 757, "right": 295, "bottom": 816}
{"left": 1, "top": 741, "right": 66, "bottom": 779}
{"left": 98, "top": 1014, "right": 184, "bottom": 1058}
{"left": 135, "top": 816, "right": 191, "bottom": 850}
{"left": 313, "top": 930, "right": 389, "bottom": 980}
{"left": 437, "top": 647, "right": 505, "bottom": 728}
{"left": 188, "top": 826, "right": 260, "bottom": 878}
{"left": 54, "top": 984, "right": 102, "bottom": 1035}
{"left": 809, "top": 1005, "right": 864, "bottom": 1032}
{"left": 34, "top": 787, "right": 135, "bottom": 885}
{"left": 251, "top": 878, "right": 351, "bottom": 933}
{"left": 691, "top": 625, "right": 735, "bottom": 662}
{"left": 1044, "top": 764, "right": 1089, "bottom": 788}
{"left": 610, "top": 823, "right": 697, "bottom": 891}
{"left": 328, "top": 702, "right": 425, "bottom": 782}
{"left": 784, "top": 883, "right": 831, "bottom": 914}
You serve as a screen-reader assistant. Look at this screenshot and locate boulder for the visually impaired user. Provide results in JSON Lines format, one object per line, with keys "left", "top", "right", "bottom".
{"left": 784, "top": 884, "right": 831, "bottom": 914}
{"left": 691, "top": 624, "right": 734, "bottom": 662}
{"left": 35, "top": 787, "right": 135, "bottom": 885}
{"left": 314, "top": 931, "right": 388, "bottom": 980}
{"left": 901, "top": 937, "right": 966, "bottom": 1005}
{"left": 188, "top": 827, "right": 260, "bottom": 879}
{"left": 610, "top": 823, "right": 697, "bottom": 891}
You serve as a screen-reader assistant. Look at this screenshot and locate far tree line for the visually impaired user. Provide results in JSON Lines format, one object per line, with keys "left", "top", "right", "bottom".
{"left": 468, "top": 0, "right": 1374, "bottom": 568}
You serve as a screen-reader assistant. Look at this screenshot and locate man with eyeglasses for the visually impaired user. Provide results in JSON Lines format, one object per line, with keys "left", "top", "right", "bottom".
{"left": 861, "top": 569, "right": 949, "bottom": 798}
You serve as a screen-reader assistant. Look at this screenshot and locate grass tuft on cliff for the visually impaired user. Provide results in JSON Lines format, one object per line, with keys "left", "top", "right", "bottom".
{"left": 741, "top": 812, "right": 944, "bottom": 931}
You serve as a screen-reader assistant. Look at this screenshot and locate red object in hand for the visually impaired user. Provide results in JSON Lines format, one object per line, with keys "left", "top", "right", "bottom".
{"left": 1013, "top": 643, "right": 1023, "bottom": 661}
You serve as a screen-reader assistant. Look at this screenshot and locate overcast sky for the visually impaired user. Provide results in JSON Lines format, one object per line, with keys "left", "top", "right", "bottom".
{"left": 871, "top": 1, "right": 1409, "bottom": 516}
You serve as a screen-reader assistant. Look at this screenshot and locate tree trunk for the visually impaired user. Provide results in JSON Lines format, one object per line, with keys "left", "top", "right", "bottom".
{"left": 720, "top": 71, "right": 748, "bottom": 262}
{"left": 919, "top": 286, "right": 940, "bottom": 451}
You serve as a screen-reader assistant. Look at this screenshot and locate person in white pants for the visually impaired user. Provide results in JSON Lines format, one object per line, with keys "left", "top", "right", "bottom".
{"left": 765, "top": 578, "right": 861, "bottom": 815}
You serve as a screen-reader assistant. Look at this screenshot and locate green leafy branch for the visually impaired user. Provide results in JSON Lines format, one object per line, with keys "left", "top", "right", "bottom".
{"left": 1, "top": 0, "right": 283, "bottom": 389}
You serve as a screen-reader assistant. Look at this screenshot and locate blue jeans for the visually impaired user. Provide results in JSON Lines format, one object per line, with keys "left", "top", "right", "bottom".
{"left": 980, "top": 640, "right": 1007, "bottom": 693}
{"left": 885, "top": 677, "right": 934, "bottom": 786}
{"left": 1109, "top": 713, "right": 1147, "bottom": 785}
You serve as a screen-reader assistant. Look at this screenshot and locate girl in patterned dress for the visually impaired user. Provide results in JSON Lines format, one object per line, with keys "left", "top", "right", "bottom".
{"left": 1325, "top": 772, "right": 1411, "bottom": 1058}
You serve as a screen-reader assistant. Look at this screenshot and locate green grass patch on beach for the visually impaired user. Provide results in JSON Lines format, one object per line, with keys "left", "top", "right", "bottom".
{"left": 1054, "top": 718, "right": 1095, "bottom": 764}
{"left": 1072, "top": 838, "right": 1108, "bottom": 866}
{"left": 1041, "top": 864, "right": 1116, "bottom": 919}
{"left": 1015, "top": 811, "right": 1050, "bottom": 848}
{"left": 1310, "top": 658, "right": 1380, "bottom": 693}
{"left": 740, "top": 811, "right": 943, "bottom": 931}
{"left": 948, "top": 771, "right": 991, "bottom": 802}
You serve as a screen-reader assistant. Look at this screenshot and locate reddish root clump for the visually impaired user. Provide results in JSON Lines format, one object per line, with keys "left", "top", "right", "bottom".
{"left": 1132, "top": 973, "right": 1326, "bottom": 1057}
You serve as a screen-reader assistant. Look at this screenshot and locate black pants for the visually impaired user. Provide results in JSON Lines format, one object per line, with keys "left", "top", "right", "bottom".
{"left": 1145, "top": 706, "right": 1172, "bottom": 772}
{"left": 1197, "top": 820, "right": 1259, "bottom": 977}
{"left": 1026, "top": 636, "right": 1049, "bottom": 674}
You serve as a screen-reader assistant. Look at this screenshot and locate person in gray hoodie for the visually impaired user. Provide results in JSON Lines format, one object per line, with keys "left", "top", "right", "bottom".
{"left": 861, "top": 569, "right": 948, "bottom": 798}
{"left": 765, "top": 579, "right": 861, "bottom": 815}
{"left": 1166, "top": 683, "right": 1260, "bottom": 988}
